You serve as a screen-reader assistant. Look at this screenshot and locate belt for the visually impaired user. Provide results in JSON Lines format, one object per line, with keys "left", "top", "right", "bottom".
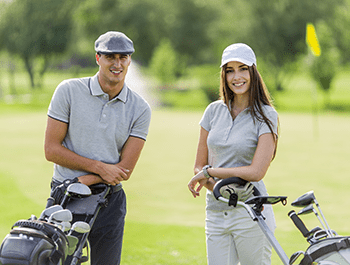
{"left": 110, "top": 184, "right": 122, "bottom": 193}
{"left": 51, "top": 179, "right": 122, "bottom": 194}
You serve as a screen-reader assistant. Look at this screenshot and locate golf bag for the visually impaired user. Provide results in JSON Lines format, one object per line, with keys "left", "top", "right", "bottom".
{"left": 299, "top": 236, "right": 350, "bottom": 265}
{"left": 0, "top": 183, "right": 110, "bottom": 265}
{"left": 0, "top": 220, "right": 68, "bottom": 265}
{"left": 63, "top": 183, "right": 110, "bottom": 265}
{"left": 213, "top": 177, "right": 350, "bottom": 265}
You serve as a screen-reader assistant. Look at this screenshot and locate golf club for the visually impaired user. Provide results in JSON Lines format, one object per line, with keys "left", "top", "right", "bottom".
{"left": 30, "top": 214, "right": 37, "bottom": 221}
{"left": 69, "top": 221, "right": 91, "bottom": 234}
{"left": 289, "top": 250, "right": 305, "bottom": 265}
{"left": 58, "top": 221, "right": 72, "bottom": 232}
{"left": 60, "top": 183, "right": 92, "bottom": 207}
{"left": 298, "top": 204, "right": 333, "bottom": 237}
{"left": 39, "top": 204, "right": 63, "bottom": 221}
{"left": 66, "top": 235, "right": 79, "bottom": 256}
{"left": 66, "top": 222, "right": 91, "bottom": 258}
{"left": 47, "top": 209, "right": 73, "bottom": 224}
{"left": 291, "top": 190, "right": 333, "bottom": 237}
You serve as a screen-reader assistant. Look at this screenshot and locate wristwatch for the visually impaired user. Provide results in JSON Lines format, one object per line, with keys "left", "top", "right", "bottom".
{"left": 202, "top": 165, "right": 212, "bottom": 179}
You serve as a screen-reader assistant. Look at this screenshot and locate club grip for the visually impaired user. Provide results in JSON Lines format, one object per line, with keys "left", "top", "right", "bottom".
{"left": 288, "top": 210, "right": 309, "bottom": 237}
{"left": 46, "top": 197, "right": 55, "bottom": 208}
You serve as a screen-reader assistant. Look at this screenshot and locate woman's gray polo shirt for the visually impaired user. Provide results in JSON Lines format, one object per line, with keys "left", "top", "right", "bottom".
{"left": 200, "top": 100, "right": 278, "bottom": 211}
{"left": 48, "top": 73, "right": 151, "bottom": 182}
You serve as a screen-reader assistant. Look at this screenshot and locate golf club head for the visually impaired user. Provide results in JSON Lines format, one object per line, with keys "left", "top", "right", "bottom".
{"left": 289, "top": 250, "right": 305, "bottom": 265}
{"left": 66, "top": 235, "right": 79, "bottom": 255}
{"left": 48, "top": 209, "right": 73, "bottom": 223}
{"left": 71, "top": 221, "right": 91, "bottom": 234}
{"left": 52, "top": 220, "right": 71, "bottom": 232}
{"left": 60, "top": 221, "right": 72, "bottom": 232}
{"left": 66, "top": 183, "right": 92, "bottom": 198}
{"left": 39, "top": 205, "right": 64, "bottom": 220}
{"left": 30, "top": 214, "right": 37, "bottom": 221}
{"left": 291, "top": 191, "right": 315, "bottom": 207}
{"left": 298, "top": 204, "right": 315, "bottom": 215}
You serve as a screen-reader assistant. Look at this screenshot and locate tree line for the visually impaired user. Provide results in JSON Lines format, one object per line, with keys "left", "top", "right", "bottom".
{"left": 0, "top": 0, "right": 349, "bottom": 105}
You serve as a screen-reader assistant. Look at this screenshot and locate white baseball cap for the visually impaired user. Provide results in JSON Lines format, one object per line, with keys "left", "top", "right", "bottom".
{"left": 220, "top": 43, "right": 256, "bottom": 67}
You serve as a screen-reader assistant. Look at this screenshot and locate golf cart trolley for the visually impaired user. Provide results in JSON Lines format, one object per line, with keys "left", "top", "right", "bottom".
{"left": 0, "top": 183, "right": 111, "bottom": 265}
{"left": 213, "top": 177, "right": 350, "bottom": 265}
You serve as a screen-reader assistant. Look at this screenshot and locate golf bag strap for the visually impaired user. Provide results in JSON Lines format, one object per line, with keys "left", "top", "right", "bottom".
{"left": 12, "top": 220, "right": 66, "bottom": 243}
{"left": 10, "top": 229, "right": 56, "bottom": 247}
{"left": 300, "top": 237, "right": 350, "bottom": 265}
{"left": 50, "top": 248, "right": 64, "bottom": 264}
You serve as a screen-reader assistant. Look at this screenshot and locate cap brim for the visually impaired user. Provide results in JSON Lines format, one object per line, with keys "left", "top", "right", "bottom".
{"left": 220, "top": 58, "right": 254, "bottom": 68}
{"left": 97, "top": 51, "right": 133, "bottom": 55}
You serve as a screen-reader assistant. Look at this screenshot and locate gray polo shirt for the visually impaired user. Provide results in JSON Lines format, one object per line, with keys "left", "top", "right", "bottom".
{"left": 48, "top": 73, "right": 152, "bottom": 182}
{"left": 200, "top": 100, "right": 278, "bottom": 211}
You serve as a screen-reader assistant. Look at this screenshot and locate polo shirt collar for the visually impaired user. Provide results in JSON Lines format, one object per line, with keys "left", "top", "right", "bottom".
{"left": 116, "top": 83, "right": 128, "bottom": 103}
{"left": 90, "top": 73, "right": 128, "bottom": 103}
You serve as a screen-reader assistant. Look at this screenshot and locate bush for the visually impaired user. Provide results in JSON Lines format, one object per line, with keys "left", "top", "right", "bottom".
{"left": 149, "top": 39, "right": 183, "bottom": 84}
{"left": 185, "top": 65, "right": 221, "bottom": 103}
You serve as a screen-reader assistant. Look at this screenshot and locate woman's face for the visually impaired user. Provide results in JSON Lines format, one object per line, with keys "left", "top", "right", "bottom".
{"left": 225, "top": 61, "right": 251, "bottom": 97}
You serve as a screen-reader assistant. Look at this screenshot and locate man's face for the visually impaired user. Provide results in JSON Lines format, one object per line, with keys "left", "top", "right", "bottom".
{"left": 96, "top": 53, "right": 131, "bottom": 86}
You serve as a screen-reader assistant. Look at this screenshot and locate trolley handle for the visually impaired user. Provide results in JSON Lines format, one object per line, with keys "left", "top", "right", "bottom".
{"left": 213, "top": 177, "right": 260, "bottom": 200}
{"left": 288, "top": 210, "right": 309, "bottom": 237}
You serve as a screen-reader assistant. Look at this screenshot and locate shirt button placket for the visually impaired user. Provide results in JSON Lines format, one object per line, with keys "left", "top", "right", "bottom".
{"left": 101, "top": 100, "right": 109, "bottom": 123}
{"left": 103, "top": 105, "right": 108, "bottom": 120}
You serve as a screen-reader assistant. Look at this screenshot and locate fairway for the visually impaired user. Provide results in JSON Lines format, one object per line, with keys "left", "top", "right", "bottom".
{"left": 1, "top": 109, "right": 350, "bottom": 264}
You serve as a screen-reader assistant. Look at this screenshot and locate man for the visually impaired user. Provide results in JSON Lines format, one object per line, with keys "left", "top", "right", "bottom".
{"left": 44, "top": 31, "right": 151, "bottom": 264}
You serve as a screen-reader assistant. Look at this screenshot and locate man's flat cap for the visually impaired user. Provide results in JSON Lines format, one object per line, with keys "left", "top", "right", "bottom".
{"left": 95, "top": 31, "right": 135, "bottom": 54}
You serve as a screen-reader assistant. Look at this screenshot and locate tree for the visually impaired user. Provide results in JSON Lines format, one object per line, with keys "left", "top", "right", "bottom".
{"left": 309, "top": 22, "right": 340, "bottom": 108}
{"left": 166, "top": 0, "right": 217, "bottom": 65}
{"left": 75, "top": 0, "right": 217, "bottom": 66}
{"left": 0, "top": 0, "right": 76, "bottom": 88}
{"left": 149, "top": 39, "right": 179, "bottom": 84}
{"left": 76, "top": 0, "right": 168, "bottom": 65}
{"left": 232, "top": 0, "right": 345, "bottom": 91}
{"left": 328, "top": 1, "right": 350, "bottom": 65}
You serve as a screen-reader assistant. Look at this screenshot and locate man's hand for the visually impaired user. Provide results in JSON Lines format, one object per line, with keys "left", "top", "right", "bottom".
{"left": 96, "top": 163, "right": 130, "bottom": 186}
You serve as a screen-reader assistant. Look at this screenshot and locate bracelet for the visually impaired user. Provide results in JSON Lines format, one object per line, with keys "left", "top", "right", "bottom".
{"left": 202, "top": 165, "right": 212, "bottom": 179}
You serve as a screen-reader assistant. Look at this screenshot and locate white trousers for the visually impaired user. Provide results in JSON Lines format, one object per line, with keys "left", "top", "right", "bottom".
{"left": 205, "top": 205, "right": 276, "bottom": 265}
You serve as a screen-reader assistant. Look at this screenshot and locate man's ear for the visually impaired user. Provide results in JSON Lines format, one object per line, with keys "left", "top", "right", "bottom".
{"left": 96, "top": 53, "right": 100, "bottom": 65}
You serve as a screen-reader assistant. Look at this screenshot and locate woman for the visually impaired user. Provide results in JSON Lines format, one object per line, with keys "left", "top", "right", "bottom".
{"left": 188, "top": 43, "right": 279, "bottom": 265}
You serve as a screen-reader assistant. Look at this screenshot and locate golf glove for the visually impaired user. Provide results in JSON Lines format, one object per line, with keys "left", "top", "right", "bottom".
{"left": 51, "top": 177, "right": 79, "bottom": 205}
{"left": 219, "top": 182, "right": 255, "bottom": 206}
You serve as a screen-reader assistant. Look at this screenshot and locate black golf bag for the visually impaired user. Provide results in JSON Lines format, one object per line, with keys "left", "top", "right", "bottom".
{"left": 0, "top": 183, "right": 110, "bottom": 265}
{"left": 63, "top": 184, "right": 110, "bottom": 265}
{"left": 0, "top": 220, "right": 68, "bottom": 265}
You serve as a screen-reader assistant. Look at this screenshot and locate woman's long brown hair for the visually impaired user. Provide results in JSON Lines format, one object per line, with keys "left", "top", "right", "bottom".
{"left": 219, "top": 64, "right": 279, "bottom": 160}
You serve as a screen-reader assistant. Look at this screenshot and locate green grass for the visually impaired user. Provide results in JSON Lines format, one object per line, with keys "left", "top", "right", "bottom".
{"left": 1, "top": 109, "right": 350, "bottom": 264}
{"left": 122, "top": 221, "right": 206, "bottom": 264}
{"left": 0, "top": 66, "right": 350, "bottom": 264}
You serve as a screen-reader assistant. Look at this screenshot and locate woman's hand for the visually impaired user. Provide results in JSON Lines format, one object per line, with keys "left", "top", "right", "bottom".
{"left": 188, "top": 171, "right": 209, "bottom": 198}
